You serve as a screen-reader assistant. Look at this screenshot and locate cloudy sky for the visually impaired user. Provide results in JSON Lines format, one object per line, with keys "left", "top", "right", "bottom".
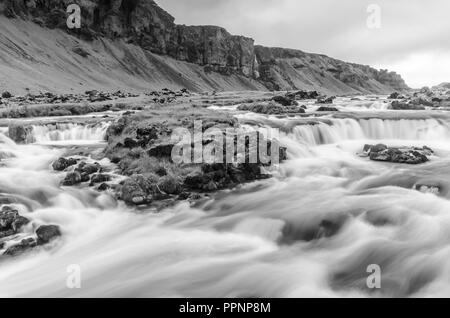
{"left": 157, "top": 0, "right": 450, "bottom": 88}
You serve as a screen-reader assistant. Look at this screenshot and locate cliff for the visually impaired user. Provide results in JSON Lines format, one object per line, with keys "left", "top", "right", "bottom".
{"left": 0, "top": 0, "right": 409, "bottom": 94}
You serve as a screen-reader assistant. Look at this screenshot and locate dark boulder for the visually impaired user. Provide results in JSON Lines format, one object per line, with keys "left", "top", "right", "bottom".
{"left": 62, "top": 171, "right": 82, "bottom": 186}
{"left": 123, "top": 137, "right": 139, "bottom": 149}
{"left": 388, "top": 92, "right": 405, "bottom": 99}
{"left": 52, "top": 157, "right": 77, "bottom": 171}
{"left": 0, "top": 206, "right": 29, "bottom": 237}
{"left": 36, "top": 225, "right": 61, "bottom": 244}
{"left": 364, "top": 144, "right": 431, "bottom": 164}
{"left": 120, "top": 177, "right": 151, "bottom": 205}
{"left": 317, "top": 106, "right": 339, "bottom": 112}
{"left": 272, "top": 95, "right": 295, "bottom": 106}
{"left": 1, "top": 91, "right": 12, "bottom": 99}
{"left": 0, "top": 208, "right": 18, "bottom": 229}
{"left": 148, "top": 143, "right": 175, "bottom": 158}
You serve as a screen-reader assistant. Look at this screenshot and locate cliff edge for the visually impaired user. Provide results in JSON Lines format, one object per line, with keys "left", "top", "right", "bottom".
{"left": 0, "top": 0, "right": 409, "bottom": 94}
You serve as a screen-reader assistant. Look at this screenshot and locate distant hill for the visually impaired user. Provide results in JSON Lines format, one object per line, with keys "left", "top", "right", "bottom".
{"left": 0, "top": 0, "right": 409, "bottom": 94}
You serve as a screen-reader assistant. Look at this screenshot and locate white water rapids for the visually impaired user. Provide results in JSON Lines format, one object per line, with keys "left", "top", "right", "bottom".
{"left": 2, "top": 105, "right": 450, "bottom": 297}
{"left": 30, "top": 122, "right": 110, "bottom": 145}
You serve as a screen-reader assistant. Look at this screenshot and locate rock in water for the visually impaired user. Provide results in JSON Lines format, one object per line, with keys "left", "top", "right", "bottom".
{"left": 75, "top": 162, "right": 100, "bottom": 175}
{"left": 272, "top": 95, "right": 295, "bottom": 106}
{"left": 62, "top": 172, "right": 82, "bottom": 186}
{"left": 0, "top": 209, "right": 18, "bottom": 229}
{"left": 317, "top": 106, "right": 339, "bottom": 112}
{"left": 36, "top": 225, "right": 61, "bottom": 244}
{"left": 363, "top": 144, "right": 432, "bottom": 164}
{"left": 0, "top": 206, "right": 30, "bottom": 246}
{"left": 3, "top": 238, "right": 37, "bottom": 257}
{"left": 317, "top": 96, "right": 336, "bottom": 104}
{"left": 120, "top": 177, "right": 151, "bottom": 205}
{"left": 11, "top": 216, "right": 30, "bottom": 232}
{"left": 52, "top": 157, "right": 77, "bottom": 171}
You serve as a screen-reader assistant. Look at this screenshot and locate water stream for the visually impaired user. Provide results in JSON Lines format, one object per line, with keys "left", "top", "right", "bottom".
{"left": 1, "top": 100, "right": 450, "bottom": 297}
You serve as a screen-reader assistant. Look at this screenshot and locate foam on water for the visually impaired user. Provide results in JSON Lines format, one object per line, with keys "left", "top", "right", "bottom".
{"left": 1, "top": 101, "right": 450, "bottom": 297}
{"left": 30, "top": 122, "right": 109, "bottom": 145}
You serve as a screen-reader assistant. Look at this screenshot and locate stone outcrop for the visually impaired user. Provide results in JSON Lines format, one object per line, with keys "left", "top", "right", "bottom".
{"left": 361, "top": 144, "right": 433, "bottom": 165}
{"left": 1, "top": 0, "right": 410, "bottom": 94}
{"left": 254, "top": 46, "right": 409, "bottom": 93}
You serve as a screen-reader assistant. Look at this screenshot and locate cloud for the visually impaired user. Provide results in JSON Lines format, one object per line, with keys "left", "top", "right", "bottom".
{"left": 156, "top": 0, "right": 450, "bottom": 87}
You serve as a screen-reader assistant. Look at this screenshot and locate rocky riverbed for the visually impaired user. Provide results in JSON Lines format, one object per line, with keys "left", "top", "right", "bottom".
{"left": 2, "top": 90, "right": 450, "bottom": 297}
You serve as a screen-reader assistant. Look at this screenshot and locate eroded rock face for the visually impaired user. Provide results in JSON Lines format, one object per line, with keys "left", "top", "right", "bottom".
{"left": 2, "top": 0, "right": 258, "bottom": 78}
{"left": 2, "top": 0, "right": 410, "bottom": 93}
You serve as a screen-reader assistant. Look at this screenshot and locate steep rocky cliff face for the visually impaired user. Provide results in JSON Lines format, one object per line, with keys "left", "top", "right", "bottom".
{"left": 0, "top": 0, "right": 409, "bottom": 94}
{"left": 254, "top": 46, "right": 409, "bottom": 94}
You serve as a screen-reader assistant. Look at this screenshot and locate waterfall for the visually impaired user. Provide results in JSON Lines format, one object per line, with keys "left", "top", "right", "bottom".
{"left": 290, "top": 118, "right": 450, "bottom": 145}
{"left": 30, "top": 122, "right": 109, "bottom": 144}
{"left": 2, "top": 108, "right": 450, "bottom": 297}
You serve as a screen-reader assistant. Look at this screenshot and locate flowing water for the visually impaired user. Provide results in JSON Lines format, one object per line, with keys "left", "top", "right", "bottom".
{"left": 1, "top": 98, "right": 450, "bottom": 297}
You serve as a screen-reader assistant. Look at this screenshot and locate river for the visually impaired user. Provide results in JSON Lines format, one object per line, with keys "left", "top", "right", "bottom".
{"left": 1, "top": 96, "right": 450, "bottom": 297}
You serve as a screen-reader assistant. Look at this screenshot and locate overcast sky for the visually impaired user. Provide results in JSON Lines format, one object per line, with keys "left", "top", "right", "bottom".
{"left": 157, "top": 0, "right": 450, "bottom": 88}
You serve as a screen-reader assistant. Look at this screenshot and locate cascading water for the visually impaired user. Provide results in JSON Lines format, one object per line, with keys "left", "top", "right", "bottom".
{"left": 2, "top": 101, "right": 450, "bottom": 297}
{"left": 29, "top": 122, "right": 109, "bottom": 144}
{"left": 290, "top": 118, "right": 450, "bottom": 146}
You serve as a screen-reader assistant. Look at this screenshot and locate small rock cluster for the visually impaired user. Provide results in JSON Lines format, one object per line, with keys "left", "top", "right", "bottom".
{"left": 0, "top": 206, "right": 61, "bottom": 257}
{"left": 316, "top": 96, "right": 336, "bottom": 104}
{"left": 237, "top": 102, "right": 306, "bottom": 115}
{"left": 285, "top": 90, "right": 320, "bottom": 100}
{"left": 388, "top": 84, "right": 450, "bottom": 110}
{"left": 54, "top": 158, "right": 112, "bottom": 191}
{"left": 145, "top": 88, "right": 191, "bottom": 104}
{"left": 361, "top": 144, "right": 433, "bottom": 164}
{"left": 111, "top": 129, "right": 287, "bottom": 206}
{"left": 0, "top": 90, "right": 139, "bottom": 107}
